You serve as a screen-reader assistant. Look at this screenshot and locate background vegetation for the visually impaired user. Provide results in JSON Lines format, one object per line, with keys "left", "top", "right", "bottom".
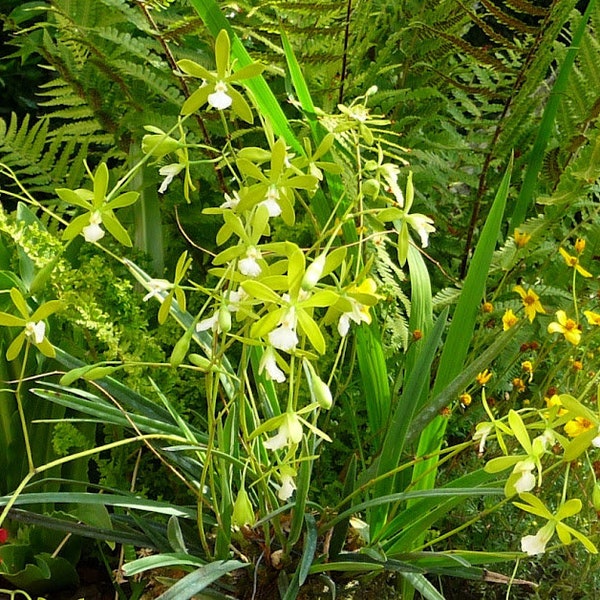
{"left": 2, "top": 0, "right": 600, "bottom": 598}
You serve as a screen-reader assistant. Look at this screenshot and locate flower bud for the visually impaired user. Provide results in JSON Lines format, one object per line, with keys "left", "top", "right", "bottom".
{"left": 301, "top": 254, "right": 326, "bottom": 291}
{"left": 362, "top": 178, "right": 380, "bottom": 198}
{"left": 218, "top": 306, "right": 232, "bottom": 333}
{"left": 232, "top": 488, "right": 255, "bottom": 527}
{"left": 141, "top": 133, "right": 182, "bottom": 158}
{"left": 593, "top": 483, "right": 600, "bottom": 512}
{"left": 170, "top": 328, "right": 193, "bottom": 367}
{"left": 313, "top": 375, "right": 333, "bottom": 409}
{"left": 188, "top": 354, "right": 211, "bottom": 370}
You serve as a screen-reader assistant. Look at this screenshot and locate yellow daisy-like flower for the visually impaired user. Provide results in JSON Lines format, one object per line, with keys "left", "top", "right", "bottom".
{"left": 512, "top": 377, "right": 526, "bottom": 393}
{"left": 514, "top": 285, "right": 546, "bottom": 322}
{"left": 514, "top": 229, "right": 531, "bottom": 248}
{"left": 476, "top": 369, "right": 492, "bottom": 386}
{"left": 545, "top": 394, "right": 567, "bottom": 416}
{"left": 559, "top": 247, "right": 592, "bottom": 278}
{"left": 564, "top": 417, "right": 594, "bottom": 438}
{"left": 584, "top": 310, "right": 600, "bottom": 326}
{"left": 459, "top": 393, "right": 472, "bottom": 407}
{"left": 547, "top": 310, "right": 581, "bottom": 345}
{"left": 502, "top": 309, "right": 519, "bottom": 331}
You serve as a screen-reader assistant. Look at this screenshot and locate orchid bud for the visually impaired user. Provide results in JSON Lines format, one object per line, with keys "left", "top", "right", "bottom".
{"left": 362, "top": 178, "right": 380, "bottom": 198}
{"left": 301, "top": 254, "right": 326, "bottom": 291}
{"left": 313, "top": 375, "right": 333, "bottom": 410}
{"left": 593, "top": 483, "right": 600, "bottom": 512}
{"left": 189, "top": 354, "right": 211, "bottom": 370}
{"left": 232, "top": 488, "right": 255, "bottom": 527}
{"left": 218, "top": 306, "right": 232, "bottom": 333}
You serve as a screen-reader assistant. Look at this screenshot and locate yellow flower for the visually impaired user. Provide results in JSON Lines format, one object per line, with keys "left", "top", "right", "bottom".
{"left": 476, "top": 369, "right": 493, "bottom": 386}
{"left": 513, "top": 285, "right": 545, "bottom": 322}
{"left": 522, "top": 360, "right": 534, "bottom": 382}
{"left": 502, "top": 309, "right": 519, "bottom": 331}
{"left": 512, "top": 377, "right": 526, "bottom": 393}
{"left": 514, "top": 229, "right": 531, "bottom": 248}
{"left": 559, "top": 247, "right": 592, "bottom": 278}
{"left": 460, "top": 393, "right": 472, "bottom": 407}
{"left": 547, "top": 310, "right": 581, "bottom": 345}
{"left": 572, "top": 360, "right": 583, "bottom": 371}
{"left": 584, "top": 310, "right": 600, "bottom": 326}
{"left": 545, "top": 394, "right": 567, "bottom": 416}
{"left": 575, "top": 238, "right": 586, "bottom": 254}
{"left": 564, "top": 417, "right": 594, "bottom": 438}
{"left": 482, "top": 301, "right": 494, "bottom": 313}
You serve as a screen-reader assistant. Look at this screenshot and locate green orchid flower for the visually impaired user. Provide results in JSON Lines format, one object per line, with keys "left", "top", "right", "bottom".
{"left": 178, "top": 29, "right": 264, "bottom": 123}
{"left": 515, "top": 492, "right": 597, "bottom": 555}
{"left": 0, "top": 288, "right": 62, "bottom": 360}
{"left": 56, "top": 162, "right": 139, "bottom": 246}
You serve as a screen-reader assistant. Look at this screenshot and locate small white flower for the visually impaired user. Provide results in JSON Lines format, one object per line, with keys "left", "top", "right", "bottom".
{"left": 158, "top": 163, "right": 184, "bottom": 194}
{"left": 264, "top": 413, "right": 303, "bottom": 451}
{"left": 25, "top": 321, "right": 46, "bottom": 344}
{"left": 269, "top": 324, "right": 298, "bottom": 352}
{"left": 278, "top": 473, "right": 296, "bottom": 501}
{"left": 521, "top": 523, "right": 554, "bottom": 556}
{"left": 143, "top": 279, "right": 171, "bottom": 302}
{"left": 268, "top": 307, "right": 298, "bottom": 352}
{"left": 513, "top": 459, "right": 536, "bottom": 493}
{"left": 338, "top": 299, "right": 370, "bottom": 337}
{"left": 473, "top": 422, "right": 493, "bottom": 456}
{"left": 259, "top": 185, "right": 282, "bottom": 217}
{"left": 380, "top": 163, "right": 404, "bottom": 206}
{"left": 82, "top": 211, "right": 105, "bottom": 243}
{"left": 238, "top": 247, "right": 262, "bottom": 277}
{"left": 593, "top": 434, "right": 600, "bottom": 448}
{"left": 208, "top": 81, "right": 232, "bottom": 110}
{"left": 259, "top": 347, "right": 286, "bottom": 383}
{"left": 227, "top": 288, "right": 248, "bottom": 313}
{"left": 196, "top": 313, "right": 220, "bottom": 333}
{"left": 220, "top": 191, "right": 241, "bottom": 210}
{"left": 406, "top": 213, "right": 436, "bottom": 248}
{"left": 263, "top": 428, "right": 288, "bottom": 451}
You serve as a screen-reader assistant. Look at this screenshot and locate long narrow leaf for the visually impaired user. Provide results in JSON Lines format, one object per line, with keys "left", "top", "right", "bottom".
{"left": 155, "top": 560, "right": 249, "bottom": 600}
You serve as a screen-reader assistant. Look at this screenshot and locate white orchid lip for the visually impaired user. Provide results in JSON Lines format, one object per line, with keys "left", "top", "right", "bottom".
{"left": 158, "top": 163, "right": 184, "bottom": 194}
{"left": 208, "top": 81, "right": 232, "bottom": 110}
{"left": 143, "top": 279, "right": 172, "bottom": 302}
{"left": 278, "top": 474, "right": 296, "bottom": 501}
{"left": 259, "top": 347, "right": 286, "bottom": 382}
{"left": 25, "top": 320, "right": 46, "bottom": 344}
{"left": 239, "top": 247, "right": 262, "bottom": 277}
{"left": 82, "top": 211, "right": 105, "bottom": 243}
